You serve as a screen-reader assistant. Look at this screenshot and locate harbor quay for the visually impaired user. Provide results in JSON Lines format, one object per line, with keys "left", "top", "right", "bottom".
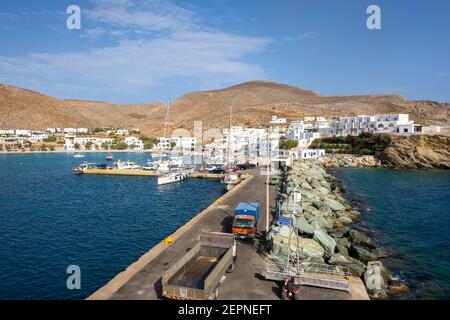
{"left": 88, "top": 170, "right": 369, "bottom": 300}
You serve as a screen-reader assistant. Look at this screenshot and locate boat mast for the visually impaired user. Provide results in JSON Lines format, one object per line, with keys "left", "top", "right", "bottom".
{"left": 226, "top": 105, "right": 232, "bottom": 176}
{"left": 160, "top": 99, "right": 171, "bottom": 163}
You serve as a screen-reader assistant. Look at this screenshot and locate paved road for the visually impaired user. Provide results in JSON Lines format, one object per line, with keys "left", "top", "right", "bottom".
{"left": 109, "top": 172, "right": 275, "bottom": 299}
{"left": 107, "top": 171, "right": 352, "bottom": 300}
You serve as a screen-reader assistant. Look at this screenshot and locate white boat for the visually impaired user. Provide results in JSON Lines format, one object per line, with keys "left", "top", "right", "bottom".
{"left": 223, "top": 172, "right": 240, "bottom": 191}
{"left": 74, "top": 153, "right": 85, "bottom": 158}
{"left": 169, "top": 156, "right": 184, "bottom": 168}
{"left": 115, "top": 160, "right": 142, "bottom": 170}
{"left": 157, "top": 172, "right": 187, "bottom": 185}
{"left": 143, "top": 160, "right": 170, "bottom": 173}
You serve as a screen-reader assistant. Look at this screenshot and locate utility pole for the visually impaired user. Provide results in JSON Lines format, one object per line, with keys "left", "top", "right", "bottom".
{"left": 265, "top": 126, "right": 271, "bottom": 235}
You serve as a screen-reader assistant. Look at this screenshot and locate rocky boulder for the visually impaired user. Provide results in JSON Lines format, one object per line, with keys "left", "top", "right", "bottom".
{"left": 296, "top": 216, "right": 315, "bottom": 236}
{"left": 313, "top": 230, "right": 336, "bottom": 258}
{"left": 328, "top": 253, "right": 366, "bottom": 277}
{"left": 349, "top": 245, "right": 378, "bottom": 263}
{"left": 347, "top": 230, "right": 372, "bottom": 247}
{"left": 364, "top": 261, "right": 392, "bottom": 299}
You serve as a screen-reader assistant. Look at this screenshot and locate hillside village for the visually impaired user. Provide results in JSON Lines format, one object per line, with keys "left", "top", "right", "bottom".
{"left": 0, "top": 112, "right": 444, "bottom": 165}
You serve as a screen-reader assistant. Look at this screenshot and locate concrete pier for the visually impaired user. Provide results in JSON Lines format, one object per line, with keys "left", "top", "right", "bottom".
{"left": 88, "top": 169, "right": 369, "bottom": 300}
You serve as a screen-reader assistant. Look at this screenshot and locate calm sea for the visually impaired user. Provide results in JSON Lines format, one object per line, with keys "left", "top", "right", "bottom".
{"left": 334, "top": 168, "right": 450, "bottom": 299}
{"left": 0, "top": 152, "right": 224, "bottom": 299}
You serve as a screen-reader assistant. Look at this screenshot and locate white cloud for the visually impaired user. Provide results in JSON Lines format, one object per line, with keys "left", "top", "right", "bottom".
{"left": 282, "top": 31, "right": 317, "bottom": 42}
{"left": 80, "top": 27, "right": 107, "bottom": 40}
{"left": 0, "top": 0, "right": 271, "bottom": 102}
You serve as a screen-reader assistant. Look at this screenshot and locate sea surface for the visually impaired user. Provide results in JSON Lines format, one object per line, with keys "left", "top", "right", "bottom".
{"left": 0, "top": 152, "right": 224, "bottom": 299}
{"left": 333, "top": 168, "right": 450, "bottom": 299}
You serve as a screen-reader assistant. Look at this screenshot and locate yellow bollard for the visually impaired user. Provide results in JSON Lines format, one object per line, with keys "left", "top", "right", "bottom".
{"left": 215, "top": 199, "right": 222, "bottom": 205}
{"left": 164, "top": 236, "right": 173, "bottom": 244}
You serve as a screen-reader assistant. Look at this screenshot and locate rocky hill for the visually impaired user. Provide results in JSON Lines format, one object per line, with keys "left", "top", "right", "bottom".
{"left": 380, "top": 135, "right": 450, "bottom": 169}
{"left": 1, "top": 81, "right": 449, "bottom": 135}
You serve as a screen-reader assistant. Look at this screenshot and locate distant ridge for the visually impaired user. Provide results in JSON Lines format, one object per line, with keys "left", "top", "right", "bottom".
{"left": 0, "top": 81, "right": 448, "bottom": 135}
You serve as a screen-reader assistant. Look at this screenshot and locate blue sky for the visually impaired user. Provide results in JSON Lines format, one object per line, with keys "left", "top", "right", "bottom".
{"left": 0, "top": 0, "right": 449, "bottom": 103}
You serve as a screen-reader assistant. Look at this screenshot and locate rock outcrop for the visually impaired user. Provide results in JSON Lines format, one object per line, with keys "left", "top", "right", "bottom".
{"left": 380, "top": 135, "right": 450, "bottom": 169}
{"left": 317, "top": 155, "right": 382, "bottom": 168}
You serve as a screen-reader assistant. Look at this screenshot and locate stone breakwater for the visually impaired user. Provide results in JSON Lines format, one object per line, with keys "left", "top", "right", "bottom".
{"left": 317, "top": 154, "right": 382, "bottom": 168}
{"left": 267, "top": 160, "right": 406, "bottom": 299}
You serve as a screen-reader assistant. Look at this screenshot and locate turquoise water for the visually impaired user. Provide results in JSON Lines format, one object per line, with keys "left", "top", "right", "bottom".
{"left": 0, "top": 153, "right": 224, "bottom": 300}
{"left": 334, "top": 168, "right": 450, "bottom": 299}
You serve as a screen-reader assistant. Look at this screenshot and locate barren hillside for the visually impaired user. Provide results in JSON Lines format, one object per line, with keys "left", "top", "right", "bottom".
{"left": 1, "top": 81, "right": 449, "bottom": 136}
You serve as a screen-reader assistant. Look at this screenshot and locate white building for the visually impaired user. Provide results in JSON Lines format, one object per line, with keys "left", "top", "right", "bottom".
{"left": 116, "top": 130, "right": 129, "bottom": 135}
{"left": 206, "top": 126, "right": 280, "bottom": 164}
{"left": 30, "top": 133, "right": 49, "bottom": 143}
{"left": 286, "top": 121, "right": 323, "bottom": 147}
{"left": 270, "top": 116, "right": 287, "bottom": 124}
{"left": 294, "top": 149, "right": 326, "bottom": 159}
{"left": 64, "top": 128, "right": 78, "bottom": 134}
{"left": 77, "top": 128, "right": 89, "bottom": 134}
{"left": 64, "top": 135, "right": 114, "bottom": 150}
{"left": 303, "top": 116, "right": 326, "bottom": 122}
{"left": 14, "top": 130, "right": 32, "bottom": 136}
{"left": 330, "top": 114, "right": 414, "bottom": 135}
{"left": 124, "top": 136, "right": 144, "bottom": 150}
{"left": 0, "top": 129, "right": 15, "bottom": 135}
{"left": 170, "top": 137, "right": 197, "bottom": 152}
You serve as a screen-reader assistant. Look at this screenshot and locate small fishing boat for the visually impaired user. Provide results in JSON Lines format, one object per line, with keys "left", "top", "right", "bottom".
{"left": 223, "top": 172, "right": 240, "bottom": 191}
{"left": 115, "top": 160, "right": 142, "bottom": 170}
{"left": 73, "top": 162, "right": 94, "bottom": 173}
{"left": 143, "top": 160, "right": 170, "bottom": 173}
{"left": 157, "top": 171, "right": 187, "bottom": 186}
{"left": 74, "top": 153, "right": 85, "bottom": 158}
{"left": 106, "top": 153, "right": 113, "bottom": 161}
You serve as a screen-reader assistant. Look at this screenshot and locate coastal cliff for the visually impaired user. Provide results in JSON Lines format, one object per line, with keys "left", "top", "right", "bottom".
{"left": 380, "top": 135, "right": 450, "bottom": 169}
{"left": 317, "top": 135, "right": 449, "bottom": 169}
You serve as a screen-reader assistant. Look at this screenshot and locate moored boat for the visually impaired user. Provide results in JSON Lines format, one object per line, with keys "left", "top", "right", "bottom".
{"left": 74, "top": 153, "right": 85, "bottom": 158}
{"left": 157, "top": 172, "right": 187, "bottom": 186}
{"left": 106, "top": 153, "right": 113, "bottom": 161}
{"left": 115, "top": 160, "right": 142, "bottom": 170}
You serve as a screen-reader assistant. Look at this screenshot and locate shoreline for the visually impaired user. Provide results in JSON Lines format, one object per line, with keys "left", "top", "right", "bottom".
{"left": 0, "top": 150, "right": 155, "bottom": 155}
{"left": 326, "top": 165, "right": 412, "bottom": 298}
{"left": 274, "top": 159, "right": 402, "bottom": 299}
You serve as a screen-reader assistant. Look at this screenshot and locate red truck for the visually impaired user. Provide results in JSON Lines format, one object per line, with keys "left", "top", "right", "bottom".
{"left": 231, "top": 202, "right": 261, "bottom": 239}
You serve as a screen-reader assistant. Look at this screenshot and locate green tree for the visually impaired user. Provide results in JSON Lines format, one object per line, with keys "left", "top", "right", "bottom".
{"left": 85, "top": 141, "right": 93, "bottom": 150}
{"left": 170, "top": 141, "right": 177, "bottom": 150}
{"left": 279, "top": 139, "right": 298, "bottom": 150}
{"left": 43, "top": 137, "right": 57, "bottom": 143}
{"left": 74, "top": 143, "right": 80, "bottom": 150}
{"left": 101, "top": 142, "right": 109, "bottom": 150}
{"left": 116, "top": 142, "right": 128, "bottom": 150}
{"left": 40, "top": 144, "right": 47, "bottom": 151}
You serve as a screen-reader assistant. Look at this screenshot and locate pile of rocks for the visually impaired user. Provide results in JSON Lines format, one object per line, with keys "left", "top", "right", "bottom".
{"left": 268, "top": 160, "right": 397, "bottom": 299}
{"left": 317, "top": 155, "right": 381, "bottom": 168}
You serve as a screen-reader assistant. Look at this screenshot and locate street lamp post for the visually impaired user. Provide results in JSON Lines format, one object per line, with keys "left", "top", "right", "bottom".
{"left": 265, "top": 127, "right": 271, "bottom": 235}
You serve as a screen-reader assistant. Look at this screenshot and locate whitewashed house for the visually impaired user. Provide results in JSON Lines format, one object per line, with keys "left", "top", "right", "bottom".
{"left": 124, "top": 136, "right": 144, "bottom": 150}
{"left": 14, "top": 130, "right": 32, "bottom": 136}
{"left": 330, "top": 114, "right": 415, "bottom": 136}
{"left": 64, "top": 128, "right": 77, "bottom": 134}
{"left": 116, "top": 130, "right": 129, "bottom": 135}
{"left": 0, "top": 129, "right": 15, "bottom": 135}
{"left": 270, "top": 116, "right": 287, "bottom": 124}
{"left": 30, "top": 132, "right": 49, "bottom": 143}
{"left": 294, "top": 149, "right": 326, "bottom": 159}
{"left": 170, "top": 137, "right": 197, "bottom": 152}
